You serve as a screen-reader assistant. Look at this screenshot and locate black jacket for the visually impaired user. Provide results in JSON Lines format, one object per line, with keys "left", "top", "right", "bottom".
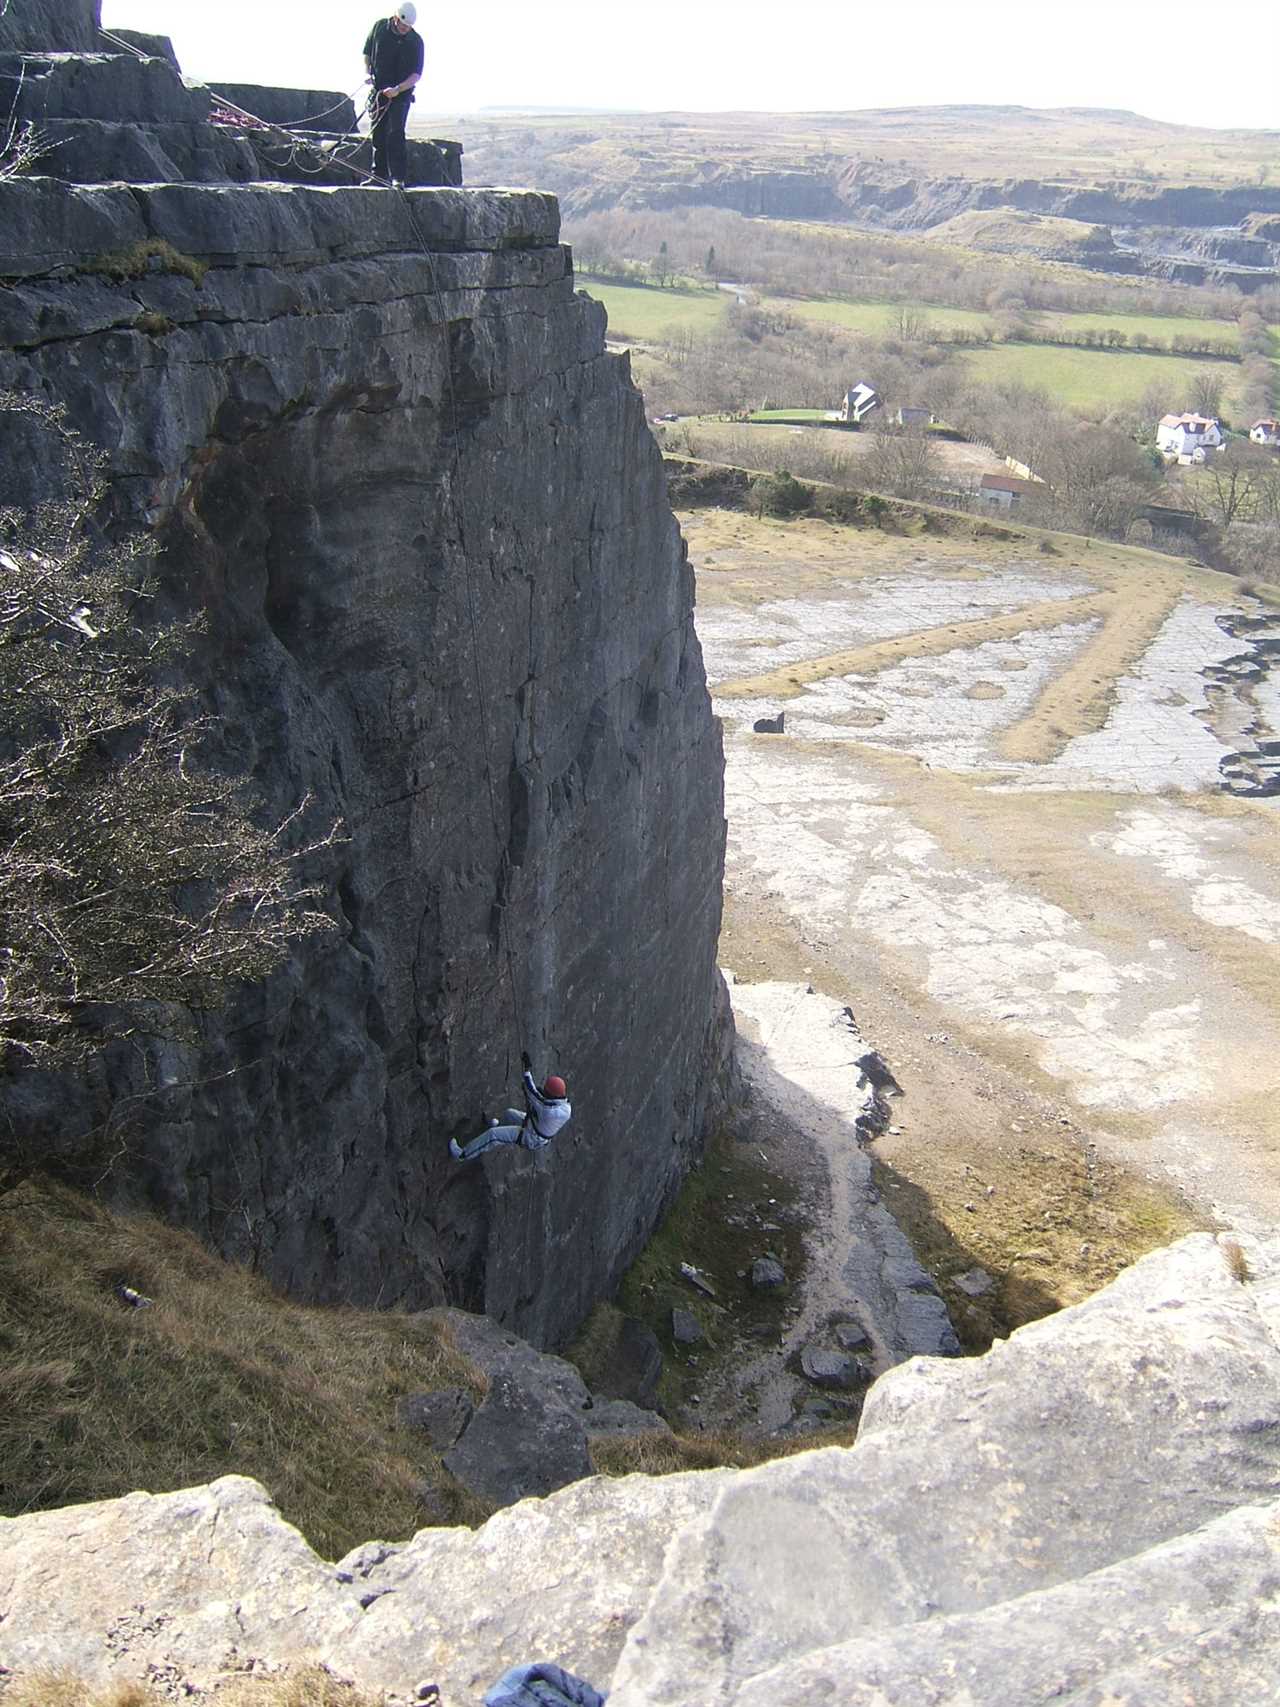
{"left": 364, "top": 18, "right": 424, "bottom": 98}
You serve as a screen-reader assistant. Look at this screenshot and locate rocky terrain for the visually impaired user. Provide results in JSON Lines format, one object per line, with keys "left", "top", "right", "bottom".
{"left": 2, "top": 1232, "right": 1276, "bottom": 1702}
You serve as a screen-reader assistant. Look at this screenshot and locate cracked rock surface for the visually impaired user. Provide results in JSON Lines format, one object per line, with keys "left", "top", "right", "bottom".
{"left": 2, "top": 1235, "right": 1277, "bottom": 1702}
{"left": 0, "top": 171, "right": 731, "bottom": 1346}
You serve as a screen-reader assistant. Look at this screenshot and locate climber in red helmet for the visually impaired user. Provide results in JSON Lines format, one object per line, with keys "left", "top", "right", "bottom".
{"left": 450, "top": 1050, "right": 572, "bottom": 1161}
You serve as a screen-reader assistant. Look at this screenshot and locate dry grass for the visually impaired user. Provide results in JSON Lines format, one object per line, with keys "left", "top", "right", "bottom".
{"left": 0, "top": 1180, "right": 488, "bottom": 1555}
{"left": 714, "top": 590, "right": 1111, "bottom": 702}
{"left": 1220, "top": 1236, "right": 1252, "bottom": 1284}
{"left": 0, "top": 1666, "right": 381, "bottom": 1707}
{"left": 997, "top": 565, "right": 1185, "bottom": 762}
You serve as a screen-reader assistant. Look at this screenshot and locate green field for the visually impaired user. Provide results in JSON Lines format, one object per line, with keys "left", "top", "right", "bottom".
{"left": 579, "top": 279, "right": 725, "bottom": 338}
{"left": 956, "top": 341, "right": 1251, "bottom": 414}
{"left": 766, "top": 295, "right": 1243, "bottom": 351}
{"left": 585, "top": 278, "right": 1277, "bottom": 419}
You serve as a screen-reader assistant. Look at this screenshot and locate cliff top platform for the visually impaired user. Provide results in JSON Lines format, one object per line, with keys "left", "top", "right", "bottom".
{"left": 0, "top": 0, "right": 461, "bottom": 188}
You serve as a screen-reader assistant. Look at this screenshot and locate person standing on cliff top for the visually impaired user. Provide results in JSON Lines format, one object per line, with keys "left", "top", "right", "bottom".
{"left": 450, "top": 1052, "right": 572, "bottom": 1162}
{"left": 363, "top": 2, "right": 424, "bottom": 188}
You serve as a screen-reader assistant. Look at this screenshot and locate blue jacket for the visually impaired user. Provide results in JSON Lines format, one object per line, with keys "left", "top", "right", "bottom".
{"left": 483, "top": 1662, "right": 605, "bottom": 1707}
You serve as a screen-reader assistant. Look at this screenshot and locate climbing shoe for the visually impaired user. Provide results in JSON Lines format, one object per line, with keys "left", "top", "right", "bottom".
{"left": 448, "top": 1138, "right": 463, "bottom": 1160}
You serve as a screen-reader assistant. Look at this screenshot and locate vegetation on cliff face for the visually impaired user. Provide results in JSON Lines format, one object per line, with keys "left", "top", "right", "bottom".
{"left": 0, "top": 396, "right": 336, "bottom": 1191}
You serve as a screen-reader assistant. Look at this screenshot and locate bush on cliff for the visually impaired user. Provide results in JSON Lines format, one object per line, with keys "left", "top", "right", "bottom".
{"left": 0, "top": 394, "right": 337, "bottom": 1189}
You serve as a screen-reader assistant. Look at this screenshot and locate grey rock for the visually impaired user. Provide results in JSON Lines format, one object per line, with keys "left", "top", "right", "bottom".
{"left": 671, "top": 1308, "right": 703, "bottom": 1346}
{"left": 0, "top": 0, "right": 102, "bottom": 53}
{"left": 3, "top": 1238, "right": 1279, "bottom": 1703}
{"left": 0, "top": 1475, "right": 365, "bottom": 1686}
{"left": 749, "top": 1256, "right": 786, "bottom": 1290}
{"left": 799, "top": 1345, "right": 860, "bottom": 1390}
{"left": 833, "top": 1319, "right": 871, "bottom": 1353}
{"left": 752, "top": 712, "right": 785, "bottom": 734}
{"left": 607, "top": 1232, "right": 1280, "bottom": 1706}
{"left": 443, "top": 1373, "right": 594, "bottom": 1507}
{"left": 397, "top": 1388, "right": 474, "bottom": 1451}
{"left": 955, "top": 1265, "right": 995, "bottom": 1298}
{"left": 587, "top": 1313, "right": 664, "bottom": 1409}
{"left": 582, "top": 1399, "right": 672, "bottom": 1439}
{"left": 0, "top": 164, "right": 732, "bottom": 1350}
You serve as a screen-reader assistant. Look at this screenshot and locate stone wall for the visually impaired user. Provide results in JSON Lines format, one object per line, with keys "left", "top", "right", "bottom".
{"left": 0, "top": 173, "right": 731, "bottom": 1347}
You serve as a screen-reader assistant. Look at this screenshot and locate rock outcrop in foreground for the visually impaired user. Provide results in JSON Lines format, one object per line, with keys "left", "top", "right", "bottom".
{"left": 2, "top": 1233, "right": 1277, "bottom": 1702}
{"left": 0, "top": 0, "right": 731, "bottom": 1348}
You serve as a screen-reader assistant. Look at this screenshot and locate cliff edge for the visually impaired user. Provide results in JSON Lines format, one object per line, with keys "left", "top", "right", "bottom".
{"left": 2, "top": 1233, "right": 1276, "bottom": 1701}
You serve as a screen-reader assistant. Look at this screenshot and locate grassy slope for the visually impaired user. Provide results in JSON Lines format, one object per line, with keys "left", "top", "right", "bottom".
{"left": 0, "top": 1180, "right": 487, "bottom": 1555}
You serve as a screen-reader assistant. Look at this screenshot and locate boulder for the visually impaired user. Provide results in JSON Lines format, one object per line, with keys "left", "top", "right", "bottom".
{"left": 749, "top": 1256, "right": 786, "bottom": 1290}
{"left": 443, "top": 1373, "right": 595, "bottom": 1507}
{"left": 671, "top": 1308, "right": 703, "bottom": 1346}
{"left": 587, "top": 1313, "right": 664, "bottom": 1409}
{"left": 397, "top": 1388, "right": 474, "bottom": 1451}
{"left": 799, "top": 1345, "right": 862, "bottom": 1390}
{"left": 2, "top": 1237, "right": 1279, "bottom": 1703}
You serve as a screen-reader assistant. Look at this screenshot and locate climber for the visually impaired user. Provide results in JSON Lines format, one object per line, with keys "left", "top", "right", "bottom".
{"left": 362, "top": 1, "right": 424, "bottom": 187}
{"left": 449, "top": 1051, "right": 571, "bottom": 1162}
{"left": 483, "top": 1661, "right": 606, "bottom": 1707}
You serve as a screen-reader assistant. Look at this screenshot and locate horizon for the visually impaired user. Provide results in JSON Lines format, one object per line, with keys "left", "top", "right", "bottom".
{"left": 100, "top": 1, "right": 1280, "bottom": 135}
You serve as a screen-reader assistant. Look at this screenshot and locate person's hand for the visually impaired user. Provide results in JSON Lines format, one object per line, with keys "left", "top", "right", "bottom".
{"left": 521, "top": 1050, "right": 532, "bottom": 1072}
{"left": 380, "top": 85, "right": 399, "bottom": 98}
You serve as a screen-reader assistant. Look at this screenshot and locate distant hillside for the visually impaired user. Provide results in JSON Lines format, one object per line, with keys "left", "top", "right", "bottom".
{"left": 430, "top": 105, "right": 1280, "bottom": 289}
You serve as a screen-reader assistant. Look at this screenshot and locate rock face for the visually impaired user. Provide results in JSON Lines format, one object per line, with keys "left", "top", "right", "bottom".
{"left": 1, "top": 1235, "right": 1277, "bottom": 1701}
{"left": 0, "top": 3, "right": 732, "bottom": 1349}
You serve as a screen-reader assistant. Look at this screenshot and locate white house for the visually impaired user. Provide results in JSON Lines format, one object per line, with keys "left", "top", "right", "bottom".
{"left": 840, "top": 381, "right": 881, "bottom": 424}
{"left": 1156, "top": 413, "right": 1223, "bottom": 459}
{"left": 1250, "top": 419, "right": 1280, "bottom": 447}
{"left": 977, "top": 473, "right": 1040, "bottom": 509}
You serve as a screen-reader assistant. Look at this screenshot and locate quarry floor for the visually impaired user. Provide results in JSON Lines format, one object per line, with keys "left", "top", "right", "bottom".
{"left": 687, "top": 506, "right": 1280, "bottom": 1400}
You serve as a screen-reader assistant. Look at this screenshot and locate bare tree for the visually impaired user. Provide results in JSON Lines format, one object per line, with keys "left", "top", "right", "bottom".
{"left": 864, "top": 423, "right": 943, "bottom": 500}
{"left": 1185, "top": 442, "right": 1273, "bottom": 530}
{"left": 0, "top": 394, "right": 338, "bottom": 1110}
{"left": 1190, "top": 369, "right": 1226, "bottom": 420}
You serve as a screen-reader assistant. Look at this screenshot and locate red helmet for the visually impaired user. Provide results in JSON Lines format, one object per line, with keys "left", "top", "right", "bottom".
{"left": 543, "top": 1074, "right": 567, "bottom": 1099}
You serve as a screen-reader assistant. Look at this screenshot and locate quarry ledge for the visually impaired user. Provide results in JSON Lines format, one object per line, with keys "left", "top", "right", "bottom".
{"left": 0, "top": 179, "right": 563, "bottom": 280}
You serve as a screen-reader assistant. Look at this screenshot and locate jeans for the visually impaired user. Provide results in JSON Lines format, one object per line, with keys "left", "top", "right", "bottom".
{"left": 371, "top": 91, "right": 411, "bottom": 183}
{"left": 458, "top": 1110, "right": 544, "bottom": 1161}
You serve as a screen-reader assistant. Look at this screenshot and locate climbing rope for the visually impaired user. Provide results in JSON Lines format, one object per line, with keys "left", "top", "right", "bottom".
{"left": 96, "top": 21, "right": 538, "bottom": 1112}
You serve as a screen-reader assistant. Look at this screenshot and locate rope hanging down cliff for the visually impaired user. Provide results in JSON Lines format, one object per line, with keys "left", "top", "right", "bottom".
{"left": 96, "top": 21, "right": 558, "bottom": 1159}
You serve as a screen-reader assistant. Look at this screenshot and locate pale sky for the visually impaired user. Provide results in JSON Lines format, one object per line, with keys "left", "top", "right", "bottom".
{"left": 100, "top": 1, "right": 1280, "bottom": 131}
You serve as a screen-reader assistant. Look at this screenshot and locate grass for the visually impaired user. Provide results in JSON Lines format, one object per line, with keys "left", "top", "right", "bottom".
{"left": 957, "top": 340, "right": 1253, "bottom": 414}
{"left": 86, "top": 239, "right": 208, "bottom": 287}
{"left": 570, "top": 1125, "right": 808, "bottom": 1423}
{"left": 0, "top": 1668, "right": 380, "bottom": 1707}
{"left": 577, "top": 278, "right": 725, "bottom": 339}
{"left": 0, "top": 1179, "right": 489, "bottom": 1557}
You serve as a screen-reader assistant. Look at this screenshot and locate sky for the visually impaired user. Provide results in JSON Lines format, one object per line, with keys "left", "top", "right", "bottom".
{"left": 100, "top": 1, "right": 1280, "bottom": 131}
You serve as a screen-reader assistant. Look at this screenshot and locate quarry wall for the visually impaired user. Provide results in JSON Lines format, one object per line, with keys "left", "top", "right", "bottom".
{"left": 0, "top": 0, "right": 732, "bottom": 1348}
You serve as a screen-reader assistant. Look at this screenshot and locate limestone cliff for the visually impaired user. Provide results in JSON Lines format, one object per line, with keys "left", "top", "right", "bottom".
{"left": 2, "top": 1233, "right": 1276, "bottom": 1701}
{"left": 0, "top": 3, "right": 732, "bottom": 1347}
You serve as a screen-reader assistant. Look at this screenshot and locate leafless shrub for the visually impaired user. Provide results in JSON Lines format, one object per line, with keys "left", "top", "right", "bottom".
{"left": 0, "top": 395, "right": 340, "bottom": 1183}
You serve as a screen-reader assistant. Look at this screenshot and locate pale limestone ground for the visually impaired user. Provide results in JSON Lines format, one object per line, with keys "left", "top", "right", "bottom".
{"left": 687, "top": 510, "right": 1280, "bottom": 1242}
